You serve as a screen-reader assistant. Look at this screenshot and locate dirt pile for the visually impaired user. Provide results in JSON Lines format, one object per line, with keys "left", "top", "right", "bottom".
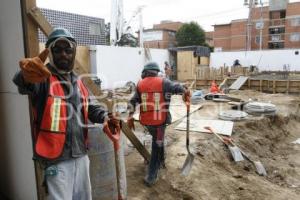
{"left": 126, "top": 91, "right": 300, "bottom": 200}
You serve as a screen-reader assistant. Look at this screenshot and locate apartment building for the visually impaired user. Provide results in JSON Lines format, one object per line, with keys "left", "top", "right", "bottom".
{"left": 140, "top": 21, "right": 183, "bottom": 49}
{"left": 213, "top": 0, "right": 300, "bottom": 51}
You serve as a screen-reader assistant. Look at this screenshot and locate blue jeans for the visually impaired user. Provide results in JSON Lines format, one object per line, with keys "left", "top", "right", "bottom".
{"left": 145, "top": 125, "right": 166, "bottom": 182}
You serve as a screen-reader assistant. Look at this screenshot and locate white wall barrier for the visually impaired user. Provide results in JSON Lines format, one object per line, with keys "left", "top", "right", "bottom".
{"left": 90, "top": 45, "right": 169, "bottom": 89}
{"left": 210, "top": 49, "right": 300, "bottom": 71}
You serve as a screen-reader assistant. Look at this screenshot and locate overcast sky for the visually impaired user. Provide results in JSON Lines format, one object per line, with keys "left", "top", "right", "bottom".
{"left": 37, "top": 0, "right": 300, "bottom": 32}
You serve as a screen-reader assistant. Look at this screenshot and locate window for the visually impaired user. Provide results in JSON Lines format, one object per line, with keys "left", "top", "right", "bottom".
{"left": 269, "top": 27, "right": 285, "bottom": 34}
{"left": 268, "top": 42, "right": 284, "bottom": 49}
{"left": 255, "top": 35, "right": 261, "bottom": 44}
{"left": 290, "top": 17, "right": 300, "bottom": 27}
{"left": 168, "top": 31, "right": 176, "bottom": 37}
{"left": 290, "top": 33, "right": 300, "bottom": 42}
{"left": 89, "top": 23, "right": 102, "bottom": 35}
{"left": 271, "top": 34, "right": 281, "bottom": 42}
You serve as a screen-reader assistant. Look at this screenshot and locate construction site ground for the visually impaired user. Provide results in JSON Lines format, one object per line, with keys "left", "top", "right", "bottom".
{"left": 125, "top": 90, "right": 300, "bottom": 200}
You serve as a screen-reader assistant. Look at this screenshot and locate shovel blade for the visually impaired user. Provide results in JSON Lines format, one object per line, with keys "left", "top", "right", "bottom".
{"left": 228, "top": 146, "right": 244, "bottom": 162}
{"left": 181, "top": 154, "right": 195, "bottom": 176}
{"left": 254, "top": 161, "right": 267, "bottom": 176}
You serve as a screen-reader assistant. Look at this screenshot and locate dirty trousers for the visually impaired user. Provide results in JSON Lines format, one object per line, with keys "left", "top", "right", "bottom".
{"left": 145, "top": 125, "right": 166, "bottom": 181}
{"left": 46, "top": 155, "right": 92, "bottom": 200}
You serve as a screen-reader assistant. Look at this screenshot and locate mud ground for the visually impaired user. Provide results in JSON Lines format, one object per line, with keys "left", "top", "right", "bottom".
{"left": 125, "top": 90, "right": 300, "bottom": 200}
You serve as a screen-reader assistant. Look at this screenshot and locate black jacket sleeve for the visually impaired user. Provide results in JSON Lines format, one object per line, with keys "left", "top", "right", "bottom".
{"left": 88, "top": 104, "right": 107, "bottom": 124}
{"left": 128, "top": 89, "right": 141, "bottom": 114}
{"left": 12, "top": 71, "right": 41, "bottom": 96}
{"left": 163, "top": 78, "right": 185, "bottom": 95}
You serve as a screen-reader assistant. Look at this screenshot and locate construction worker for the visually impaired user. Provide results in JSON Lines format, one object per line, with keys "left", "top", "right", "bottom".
{"left": 164, "top": 61, "right": 172, "bottom": 79}
{"left": 127, "top": 62, "right": 190, "bottom": 187}
{"left": 210, "top": 80, "right": 220, "bottom": 93}
{"left": 13, "top": 28, "right": 118, "bottom": 200}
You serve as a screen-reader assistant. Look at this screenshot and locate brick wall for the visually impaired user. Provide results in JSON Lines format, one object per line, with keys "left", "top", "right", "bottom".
{"left": 214, "top": 24, "right": 231, "bottom": 51}
{"left": 153, "top": 21, "right": 183, "bottom": 32}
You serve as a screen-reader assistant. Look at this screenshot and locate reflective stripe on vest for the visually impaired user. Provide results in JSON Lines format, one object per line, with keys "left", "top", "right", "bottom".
{"left": 35, "top": 76, "right": 89, "bottom": 159}
{"left": 50, "top": 97, "right": 62, "bottom": 132}
{"left": 137, "top": 77, "right": 167, "bottom": 126}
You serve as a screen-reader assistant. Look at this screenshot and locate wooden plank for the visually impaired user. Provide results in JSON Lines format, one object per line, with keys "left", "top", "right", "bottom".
{"left": 273, "top": 80, "right": 276, "bottom": 94}
{"left": 121, "top": 121, "right": 150, "bottom": 162}
{"left": 21, "top": 1, "right": 45, "bottom": 199}
{"left": 28, "top": 7, "right": 53, "bottom": 36}
{"left": 229, "top": 76, "right": 249, "bottom": 90}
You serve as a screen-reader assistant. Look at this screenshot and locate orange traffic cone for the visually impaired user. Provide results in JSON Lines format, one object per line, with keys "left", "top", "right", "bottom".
{"left": 210, "top": 80, "right": 220, "bottom": 93}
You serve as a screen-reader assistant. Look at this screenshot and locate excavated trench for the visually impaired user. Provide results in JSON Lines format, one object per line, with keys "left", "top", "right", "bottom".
{"left": 126, "top": 92, "right": 300, "bottom": 200}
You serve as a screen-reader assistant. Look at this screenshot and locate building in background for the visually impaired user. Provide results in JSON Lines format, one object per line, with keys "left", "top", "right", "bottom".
{"left": 205, "top": 31, "right": 214, "bottom": 47}
{"left": 39, "top": 8, "right": 106, "bottom": 46}
{"left": 139, "top": 21, "right": 183, "bottom": 49}
{"left": 140, "top": 21, "right": 213, "bottom": 49}
{"left": 213, "top": 0, "right": 300, "bottom": 51}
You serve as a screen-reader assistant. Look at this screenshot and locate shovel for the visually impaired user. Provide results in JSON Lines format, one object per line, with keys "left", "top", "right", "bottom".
{"left": 103, "top": 122, "right": 124, "bottom": 200}
{"left": 181, "top": 95, "right": 195, "bottom": 176}
{"left": 205, "top": 127, "right": 267, "bottom": 176}
{"left": 229, "top": 140, "right": 267, "bottom": 176}
{"left": 204, "top": 126, "right": 244, "bottom": 162}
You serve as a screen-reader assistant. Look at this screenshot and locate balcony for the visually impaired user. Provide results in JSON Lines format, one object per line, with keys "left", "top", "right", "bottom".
{"left": 269, "top": 19, "right": 286, "bottom": 27}
{"left": 268, "top": 34, "right": 285, "bottom": 42}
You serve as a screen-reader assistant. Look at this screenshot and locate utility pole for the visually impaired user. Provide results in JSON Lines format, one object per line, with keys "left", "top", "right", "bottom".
{"left": 244, "top": 0, "right": 256, "bottom": 51}
{"left": 139, "top": 7, "right": 144, "bottom": 48}
{"left": 110, "top": 0, "right": 124, "bottom": 46}
{"left": 259, "top": 0, "right": 263, "bottom": 50}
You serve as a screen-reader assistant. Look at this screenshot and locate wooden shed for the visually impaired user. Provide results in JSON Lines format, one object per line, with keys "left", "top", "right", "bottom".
{"left": 173, "top": 46, "right": 210, "bottom": 81}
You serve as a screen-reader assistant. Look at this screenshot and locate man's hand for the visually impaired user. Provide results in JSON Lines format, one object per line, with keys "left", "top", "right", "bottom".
{"left": 127, "top": 114, "right": 135, "bottom": 131}
{"left": 107, "top": 113, "right": 120, "bottom": 134}
{"left": 182, "top": 89, "right": 191, "bottom": 104}
{"left": 19, "top": 49, "right": 51, "bottom": 83}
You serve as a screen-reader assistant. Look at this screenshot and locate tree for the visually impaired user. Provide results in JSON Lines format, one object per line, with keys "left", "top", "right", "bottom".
{"left": 175, "top": 22, "right": 206, "bottom": 47}
{"left": 116, "top": 33, "right": 138, "bottom": 47}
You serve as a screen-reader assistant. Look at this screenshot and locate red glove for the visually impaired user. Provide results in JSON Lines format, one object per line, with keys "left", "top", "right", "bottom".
{"left": 182, "top": 89, "right": 191, "bottom": 104}
{"left": 19, "top": 49, "right": 51, "bottom": 83}
{"left": 107, "top": 113, "right": 120, "bottom": 134}
{"left": 127, "top": 115, "right": 135, "bottom": 131}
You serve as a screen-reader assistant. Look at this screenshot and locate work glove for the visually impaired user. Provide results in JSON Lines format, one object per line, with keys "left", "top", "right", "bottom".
{"left": 182, "top": 89, "right": 191, "bottom": 104}
{"left": 107, "top": 113, "right": 121, "bottom": 134}
{"left": 127, "top": 114, "right": 135, "bottom": 131}
{"left": 19, "top": 49, "right": 51, "bottom": 83}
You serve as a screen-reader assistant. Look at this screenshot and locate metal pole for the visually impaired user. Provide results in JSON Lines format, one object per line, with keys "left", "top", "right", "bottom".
{"left": 110, "top": 0, "right": 117, "bottom": 45}
{"left": 247, "top": 0, "right": 254, "bottom": 51}
{"left": 139, "top": 10, "right": 143, "bottom": 48}
{"left": 259, "top": 0, "right": 263, "bottom": 50}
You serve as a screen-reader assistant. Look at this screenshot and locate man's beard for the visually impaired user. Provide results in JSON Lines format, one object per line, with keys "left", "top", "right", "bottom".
{"left": 54, "top": 59, "right": 74, "bottom": 72}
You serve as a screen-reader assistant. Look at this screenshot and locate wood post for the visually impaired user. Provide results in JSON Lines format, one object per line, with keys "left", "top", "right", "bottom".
{"left": 248, "top": 79, "right": 251, "bottom": 89}
{"left": 22, "top": 0, "right": 45, "bottom": 199}
{"left": 259, "top": 79, "right": 262, "bottom": 92}
{"left": 273, "top": 80, "right": 276, "bottom": 94}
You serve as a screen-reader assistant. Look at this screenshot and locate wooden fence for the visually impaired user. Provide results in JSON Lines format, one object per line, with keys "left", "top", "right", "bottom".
{"left": 188, "top": 78, "right": 300, "bottom": 94}
{"left": 196, "top": 66, "right": 249, "bottom": 80}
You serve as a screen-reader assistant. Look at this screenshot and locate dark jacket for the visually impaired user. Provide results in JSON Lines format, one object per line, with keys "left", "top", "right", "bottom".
{"left": 129, "top": 75, "right": 185, "bottom": 125}
{"left": 13, "top": 64, "right": 106, "bottom": 164}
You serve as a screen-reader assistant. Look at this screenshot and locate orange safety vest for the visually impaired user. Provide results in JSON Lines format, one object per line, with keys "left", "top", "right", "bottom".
{"left": 137, "top": 77, "right": 167, "bottom": 126}
{"left": 35, "top": 75, "right": 89, "bottom": 159}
